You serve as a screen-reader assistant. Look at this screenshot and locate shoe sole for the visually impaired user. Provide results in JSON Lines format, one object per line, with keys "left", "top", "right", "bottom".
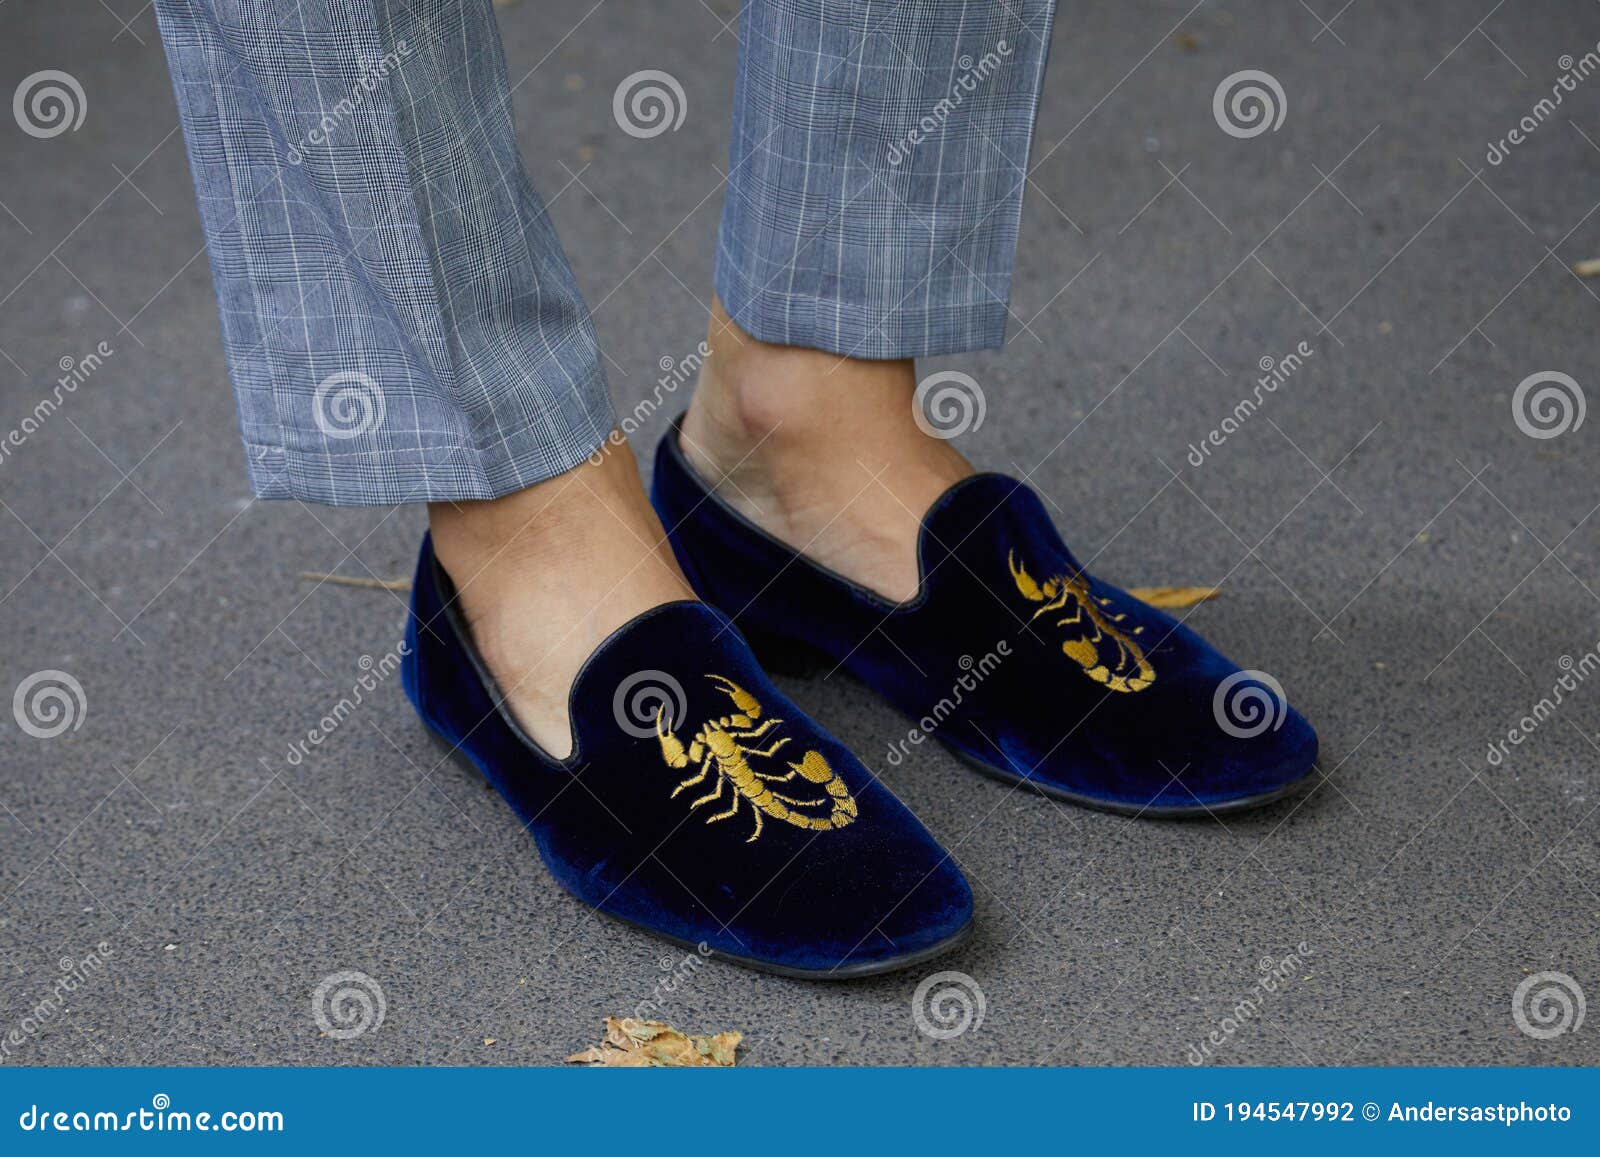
{"left": 946, "top": 742, "right": 1314, "bottom": 818}
{"left": 600, "top": 907, "right": 975, "bottom": 981}
{"left": 422, "top": 727, "right": 974, "bottom": 980}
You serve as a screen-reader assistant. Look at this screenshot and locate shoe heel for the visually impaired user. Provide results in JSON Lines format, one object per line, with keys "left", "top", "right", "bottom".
{"left": 741, "top": 625, "right": 832, "bottom": 678}
{"left": 424, "top": 726, "right": 482, "bottom": 780}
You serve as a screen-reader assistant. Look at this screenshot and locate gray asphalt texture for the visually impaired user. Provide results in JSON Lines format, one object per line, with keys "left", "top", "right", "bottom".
{"left": 3, "top": 0, "right": 1599, "bottom": 1068}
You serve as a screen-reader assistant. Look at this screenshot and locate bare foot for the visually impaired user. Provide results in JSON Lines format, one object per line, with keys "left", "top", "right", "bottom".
{"left": 427, "top": 441, "right": 694, "bottom": 759}
{"left": 679, "top": 297, "right": 973, "bottom": 603}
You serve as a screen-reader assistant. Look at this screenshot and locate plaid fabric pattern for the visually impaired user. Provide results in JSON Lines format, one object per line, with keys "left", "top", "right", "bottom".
{"left": 154, "top": 0, "right": 613, "bottom": 505}
{"left": 154, "top": 0, "right": 1056, "bottom": 505}
{"left": 718, "top": 1, "right": 1058, "bottom": 360}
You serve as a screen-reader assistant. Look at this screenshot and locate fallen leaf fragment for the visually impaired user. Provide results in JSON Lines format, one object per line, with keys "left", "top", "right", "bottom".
{"left": 566, "top": 1017, "right": 741, "bottom": 1067}
{"left": 299, "top": 571, "right": 411, "bottom": 591}
{"left": 1127, "top": 585, "right": 1221, "bottom": 608}
{"left": 1572, "top": 257, "right": 1600, "bottom": 278}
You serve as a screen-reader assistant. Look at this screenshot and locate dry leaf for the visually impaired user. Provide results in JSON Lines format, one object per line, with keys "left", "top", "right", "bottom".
{"left": 1572, "top": 257, "right": 1600, "bottom": 278}
{"left": 299, "top": 572, "right": 411, "bottom": 591}
{"left": 1127, "top": 585, "right": 1221, "bottom": 608}
{"left": 566, "top": 1017, "right": 741, "bottom": 1068}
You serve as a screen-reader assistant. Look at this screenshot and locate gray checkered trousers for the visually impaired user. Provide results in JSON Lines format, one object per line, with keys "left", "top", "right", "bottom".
{"left": 153, "top": 0, "right": 1058, "bottom": 505}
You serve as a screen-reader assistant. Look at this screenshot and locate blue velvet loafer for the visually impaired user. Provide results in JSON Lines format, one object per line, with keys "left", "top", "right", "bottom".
{"left": 399, "top": 534, "right": 973, "bottom": 977}
{"left": 652, "top": 420, "right": 1318, "bottom": 816}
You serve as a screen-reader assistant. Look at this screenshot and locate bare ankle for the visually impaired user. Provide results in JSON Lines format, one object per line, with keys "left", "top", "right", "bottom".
{"left": 429, "top": 442, "right": 667, "bottom": 571}
{"left": 678, "top": 299, "right": 974, "bottom": 603}
{"left": 684, "top": 297, "right": 921, "bottom": 477}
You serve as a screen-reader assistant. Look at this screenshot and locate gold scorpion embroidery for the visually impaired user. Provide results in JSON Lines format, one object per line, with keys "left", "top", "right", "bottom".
{"left": 1009, "top": 550, "right": 1155, "bottom": 693}
{"left": 655, "top": 675, "right": 859, "bottom": 842}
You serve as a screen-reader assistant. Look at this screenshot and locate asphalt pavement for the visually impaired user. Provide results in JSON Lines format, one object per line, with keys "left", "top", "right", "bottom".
{"left": 1, "top": 0, "right": 1597, "bottom": 1065}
